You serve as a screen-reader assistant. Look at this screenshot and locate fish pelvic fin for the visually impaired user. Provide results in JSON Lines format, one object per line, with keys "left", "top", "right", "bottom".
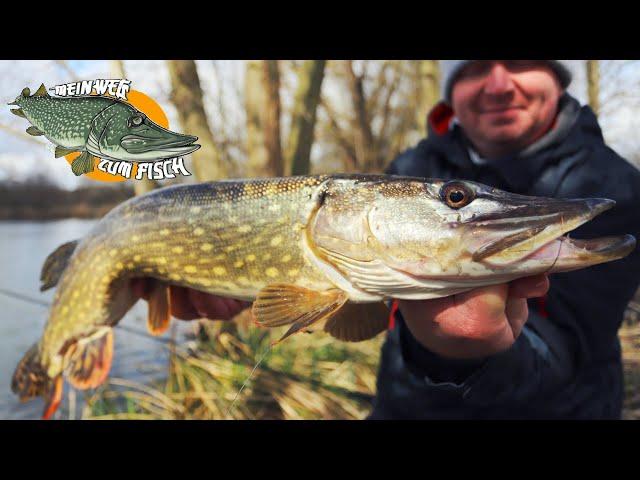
{"left": 70, "top": 151, "right": 95, "bottom": 176}
{"left": 323, "top": 302, "right": 389, "bottom": 342}
{"left": 66, "top": 329, "right": 114, "bottom": 390}
{"left": 54, "top": 146, "right": 78, "bottom": 158}
{"left": 26, "top": 126, "right": 44, "bottom": 136}
{"left": 11, "top": 343, "right": 63, "bottom": 419}
{"left": 252, "top": 284, "right": 348, "bottom": 344}
{"left": 147, "top": 281, "right": 172, "bottom": 336}
{"left": 40, "top": 240, "right": 78, "bottom": 291}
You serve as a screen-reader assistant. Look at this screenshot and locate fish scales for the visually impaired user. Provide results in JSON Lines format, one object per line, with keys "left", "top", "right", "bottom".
{"left": 11, "top": 174, "right": 636, "bottom": 418}
{"left": 41, "top": 176, "right": 336, "bottom": 366}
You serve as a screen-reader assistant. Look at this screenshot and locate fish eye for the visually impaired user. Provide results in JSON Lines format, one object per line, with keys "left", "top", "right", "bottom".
{"left": 440, "top": 182, "right": 474, "bottom": 209}
{"left": 128, "top": 115, "right": 144, "bottom": 128}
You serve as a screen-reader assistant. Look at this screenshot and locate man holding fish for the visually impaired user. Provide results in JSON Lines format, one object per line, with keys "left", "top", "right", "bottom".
{"left": 132, "top": 60, "right": 640, "bottom": 419}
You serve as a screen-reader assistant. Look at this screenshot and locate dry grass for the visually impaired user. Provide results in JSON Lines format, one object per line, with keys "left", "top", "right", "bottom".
{"left": 78, "top": 305, "right": 640, "bottom": 420}
{"left": 82, "top": 310, "right": 382, "bottom": 420}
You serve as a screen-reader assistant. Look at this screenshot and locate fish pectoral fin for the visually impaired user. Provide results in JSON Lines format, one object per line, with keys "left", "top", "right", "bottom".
{"left": 252, "top": 284, "right": 348, "bottom": 344}
{"left": 66, "top": 329, "right": 114, "bottom": 390}
{"left": 40, "top": 239, "right": 79, "bottom": 291}
{"left": 34, "top": 83, "right": 49, "bottom": 97}
{"left": 54, "top": 146, "right": 78, "bottom": 158}
{"left": 323, "top": 302, "right": 390, "bottom": 342}
{"left": 10, "top": 108, "right": 26, "bottom": 118}
{"left": 147, "top": 281, "right": 172, "bottom": 336}
{"left": 26, "top": 126, "right": 44, "bottom": 136}
{"left": 70, "top": 151, "right": 95, "bottom": 176}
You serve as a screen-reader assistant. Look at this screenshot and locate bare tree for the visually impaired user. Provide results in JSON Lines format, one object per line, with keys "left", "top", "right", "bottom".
{"left": 286, "top": 60, "right": 326, "bottom": 175}
{"left": 245, "top": 61, "right": 285, "bottom": 177}
{"left": 167, "top": 60, "right": 227, "bottom": 181}
{"left": 586, "top": 60, "right": 600, "bottom": 117}
{"left": 415, "top": 61, "right": 441, "bottom": 135}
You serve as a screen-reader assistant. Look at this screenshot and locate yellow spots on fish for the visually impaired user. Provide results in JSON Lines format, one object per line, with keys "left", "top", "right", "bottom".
{"left": 184, "top": 265, "right": 198, "bottom": 274}
{"left": 194, "top": 227, "right": 205, "bottom": 236}
{"left": 143, "top": 267, "right": 154, "bottom": 273}
{"left": 224, "top": 245, "right": 236, "bottom": 253}
{"left": 197, "top": 278, "right": 212, "bottom": 287}
{"left": 237, "top": 225, "right": 252, "bottom": 233}
{"left": 150, "top": 242, "right": 165, "bottom": 249}
{"left": 127, "top": 263, "right": 134, "bottom": 269}
{"left": 214, "top": 253, "right": 226, "bottom": 261}
{"left": 200, "top": 243, "right": 213, "bottom": 252}
{"left": 288, "top": 269, "right": 300, "bottom": 277}
{"left": 133, "top": 255, "right": 142, "bottom": 262}
{"left": 172, "top": 246, "right": 184, "bottom": 254}
{"left": 268, "top": 203, "right": 281, "bottom": 212}
{"left": 155, "top": 257, "right": 167, "bottom": 265}
{"left": 266, "top": 267, "right": 279, "bottom": 278}
{"left": 234, "top": 260, "right": 244, "bottom": 268}
{"left": 61, "top": 305, "right": 69, "bottom": 315}
{"left": 262, "top": 253, "right": 272, "bottom": 261}
{"left": 246, "top": 254, "right": 256, "bottom": 262}
{"left": 190, "top": 206, "right": 201, "bottom": 214}
{"left": 237, "top": 276, "right": 250, "bottom": 285}
{"left": 72, "top": 291, "right": 79, "bottom": 299}
{"left": 198, "top": 258, "right": 212, "bottom": 265}
{"left": 281, "top": 254, "right": 292, "bottom": 263}
{"left": 115, "top": 262, "right": 124, "bottom": 270}
{"left": 109, "top": 249, "right": 118, "bottom": 257}
{"left": 212, "top": 266, "right": 227, "bottom": 276}
{"left": 170, "top": 273, "right": 181, "bottom": 281}
{"left": 171, "top": 261, "right": 180, "bottom": 269}
{"left": 270, "top": 235, "right": 283, "bottom": 247}
{"left": 132, "top": 235, "right": 140, "bottom": 242}
{"left": 122, "top": 248, "right": 131, "bottom": 255}
{"left": 159, "top": 229, "right": 170, "bottom": 236}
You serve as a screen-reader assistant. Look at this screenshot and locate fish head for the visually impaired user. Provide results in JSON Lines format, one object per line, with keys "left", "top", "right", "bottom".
{"left": 310, "top": 177, "right": 635, "bottom": 297}
{"left": 96, "top": 102, "right": 200, "bottom": 161}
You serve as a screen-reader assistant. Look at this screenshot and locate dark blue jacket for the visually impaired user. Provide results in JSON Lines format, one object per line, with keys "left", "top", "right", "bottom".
{"left": 370, "top": 94, "right": 640, "bottom": 419}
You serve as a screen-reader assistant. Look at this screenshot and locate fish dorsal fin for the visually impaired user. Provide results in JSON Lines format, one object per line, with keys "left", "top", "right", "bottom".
{"left": 323, "top": 302, "right": 390, "bottom": 342}
{"left": 21, "top": 87, "right": 30, "bottom": 97}
{"left": 10, "top": 108, "right": 26, "bottom": 118}
{"left": 34, "top": 83, "right": 49, "bottom": 97}
{"left": 252, "top": 284, "right": 348, "bottom": 343}
{"left": 65, "top": 329, "right": 114, "bottom": 390}
{"left": 54, "top": 146, "right": 77, "bottom": 158}
{"left": 147, "top": 281, "right": 171, "bottom": 336}
{"left": 40, "top": 240, "right": 78, "bottom": 291}
{"left": 26, "top": 126, "right": 44, "bottom": 136}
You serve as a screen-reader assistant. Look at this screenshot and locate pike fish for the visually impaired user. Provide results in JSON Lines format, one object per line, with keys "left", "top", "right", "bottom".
{"left": 8, "top": 84, "right": 200, "bottom": 176}
{"left": 12, "top": 175, "right": 636, "bottom": 418}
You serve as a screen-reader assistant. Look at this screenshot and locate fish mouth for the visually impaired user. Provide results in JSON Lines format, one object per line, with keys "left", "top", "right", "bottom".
{"left": 120, "top": 133, "right": 200, "bottom": 157}
{"left": 469, "top": 197, "right": 636, "bottom": 270}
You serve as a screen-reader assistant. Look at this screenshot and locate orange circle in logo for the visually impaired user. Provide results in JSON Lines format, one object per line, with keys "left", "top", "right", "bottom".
{"left": 65, "top": 90, "right": 169, "bottom": 183}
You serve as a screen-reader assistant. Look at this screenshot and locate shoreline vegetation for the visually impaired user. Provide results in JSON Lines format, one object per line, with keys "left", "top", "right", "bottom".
{"left": 0, "top": 181, "right": 134, "bottom": 220}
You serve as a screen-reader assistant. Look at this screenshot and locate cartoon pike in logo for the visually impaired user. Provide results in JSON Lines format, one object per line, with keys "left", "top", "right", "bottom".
{"left": 9, "top": 84, "right": 200, "bottom": 176}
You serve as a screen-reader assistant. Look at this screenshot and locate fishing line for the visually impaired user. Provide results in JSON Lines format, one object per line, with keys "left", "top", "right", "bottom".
{"left": 225, "top": 342, "right": 274, "bottom": 418}
{"left": 0, "top": 286, "right": 173, "bottom": 345}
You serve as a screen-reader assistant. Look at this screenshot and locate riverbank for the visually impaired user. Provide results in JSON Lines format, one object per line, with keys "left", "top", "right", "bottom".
{"left": 0, "top": 181, "right": 133, "bottom": 220}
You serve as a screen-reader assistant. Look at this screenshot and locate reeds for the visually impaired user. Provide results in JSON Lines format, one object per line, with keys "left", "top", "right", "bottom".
{"left": 82, "top": 309, "right": 382, "bottom": 420}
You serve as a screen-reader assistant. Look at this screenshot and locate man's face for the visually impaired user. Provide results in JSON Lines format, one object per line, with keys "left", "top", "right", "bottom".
{"left": 451, "top": 61, "right": 564, "bottom": 157}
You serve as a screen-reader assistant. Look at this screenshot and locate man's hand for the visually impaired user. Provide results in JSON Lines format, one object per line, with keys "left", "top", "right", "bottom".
{"left": 131, "top": 278, "right": 251, "bottom": 321}
{"left": 398, "top": 274, "right": 550, "bottom": 360}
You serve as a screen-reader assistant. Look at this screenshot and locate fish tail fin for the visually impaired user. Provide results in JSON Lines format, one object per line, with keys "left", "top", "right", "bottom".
{"left": 12, "top": 343, "right": 63, "bottom": 420}
{"left": 66, "top": 329, "right": 114, "bottom": 390}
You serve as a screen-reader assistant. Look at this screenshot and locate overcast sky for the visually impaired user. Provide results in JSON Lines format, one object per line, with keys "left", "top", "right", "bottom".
{"left": 1, "top": 60, "right": 638, "bottom": 190}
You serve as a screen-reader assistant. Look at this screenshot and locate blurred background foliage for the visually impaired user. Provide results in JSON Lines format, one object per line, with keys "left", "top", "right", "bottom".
{"left": 1, "top": 60, "right": 639, "bottom": 419}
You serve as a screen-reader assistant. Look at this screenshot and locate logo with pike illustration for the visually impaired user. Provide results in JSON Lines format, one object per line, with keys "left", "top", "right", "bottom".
{"left": 8, "top": 83, "right": 200, "bottom": 179}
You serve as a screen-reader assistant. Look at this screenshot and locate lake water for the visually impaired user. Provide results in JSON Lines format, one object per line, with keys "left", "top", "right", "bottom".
{"left": 0, "top": 219, "right": 191, "bottom": 419}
